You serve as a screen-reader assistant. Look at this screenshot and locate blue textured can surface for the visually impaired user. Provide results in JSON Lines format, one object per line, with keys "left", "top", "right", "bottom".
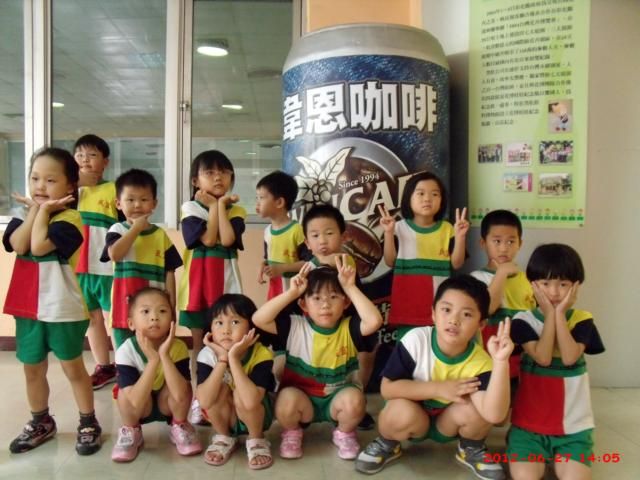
{"left": 282, "top": 24, "right": 450, "bottom": 350}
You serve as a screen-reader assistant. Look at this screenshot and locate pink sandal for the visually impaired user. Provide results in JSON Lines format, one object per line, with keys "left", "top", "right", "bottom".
{"left": 279, "top": 428, "right": 303, "bottom": 459}
{"left": 246, "top": 437, "right": 273, "bottom": 470}
{"left": 203, "top": 434, "right": 238, "bottom": 466}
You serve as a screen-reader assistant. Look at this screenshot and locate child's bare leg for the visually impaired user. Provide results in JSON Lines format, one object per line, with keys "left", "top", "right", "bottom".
{"left": 378, "top": 398, "right": 430, "bottom": 440}
{"left": 436, "top": 401, "right": 492, "bottom": 440}
{"left": 87, "top": 309, "right": 110, "bottom": 365}
{"left": 509, "top": 461, "right": 546, "bottom": 480}
{"left": 204, "top": 385, "right": 234, "bottom": 436}
{"left": 116, "top": 391, "right": 153, "bottom": 425}
{"left": 330, "top": 387, "right": 365, "bottom": 432}
{"left": 60, "top": 357, "right": 94, "bottom": 414}
{"left": 160, "top": 382, "right": 192, "bottom": 422}
{"left": 555, "top": 459, "right": 591, "bottom": 480}
{"left": 24, "top": 360, "right": 49, "bottom": 412}
{"left": 235, "top": 392, "right": 270, "bottom": 467}
{"left": 275, "top": 387, "right": 313, "bottom": 428}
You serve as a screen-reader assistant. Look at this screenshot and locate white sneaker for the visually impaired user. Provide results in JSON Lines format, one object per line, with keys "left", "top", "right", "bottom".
{"left": 190, "top": 398, "right": 203, "bottom": 425}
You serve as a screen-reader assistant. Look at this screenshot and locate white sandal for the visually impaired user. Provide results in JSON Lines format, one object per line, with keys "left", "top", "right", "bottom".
{"left": 204, "top": 434, "right": 238, "bottom": 466}
{"left": 246, "top": 437, "right": 273, "bottom": 470}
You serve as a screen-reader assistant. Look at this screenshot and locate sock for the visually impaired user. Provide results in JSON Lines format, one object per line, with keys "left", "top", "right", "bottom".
{"left": 459, "top": 437, "right": 486, "bottom": 450}
{"left": 79, "top": 411, "right": 98, "bottom": 427}
{"left": 32, "top": 408, "right": 51, "bottom": 423}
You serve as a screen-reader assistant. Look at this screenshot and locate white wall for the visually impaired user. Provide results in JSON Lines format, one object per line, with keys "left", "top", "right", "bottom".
{"left": 423, "top": 0, "right": 640, "bottom": 387}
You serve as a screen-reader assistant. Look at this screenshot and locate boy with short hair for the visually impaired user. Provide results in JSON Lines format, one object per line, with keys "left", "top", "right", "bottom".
{"left": 471, "top": 210, "right": 535, "bottom": 392}
{"left": 112, "top": 287, "right": 202, "bottom": 462}
{"left": 355, "top": 275, "right": 512, "bottom": 480}
{"left": 100, "top": 169, "right": 182, "bottom": 348}
{"left": 507, "top": 244, "right": 604, "bottom": 480}
{"left": 255, "top": 170, "right": 308, "bottom": 299}
{"left": 74, "top": 134, "right": 121, "bottom": 389}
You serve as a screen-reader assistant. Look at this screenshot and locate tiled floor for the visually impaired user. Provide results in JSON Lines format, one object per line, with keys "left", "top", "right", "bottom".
{"left": 0, "top": 352, "right": 638, "bottom": 479}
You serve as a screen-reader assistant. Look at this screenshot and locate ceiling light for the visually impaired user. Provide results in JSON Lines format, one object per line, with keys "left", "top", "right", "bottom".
{"left": 197, "top": 39, "right": 229, "bottom": 57}
{"left": 246, "top": 152, "right": 257, "bottom": 156}
{"left": 221, "top": 103, "right": 243, "bottom": 110}
{"left": 52, "top": 101, "right": 64, "bottom": 108}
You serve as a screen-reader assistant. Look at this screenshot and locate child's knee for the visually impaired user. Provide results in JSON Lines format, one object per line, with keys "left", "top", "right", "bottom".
{"left": 334, "top": 388, "right": 365, "bottom": 415}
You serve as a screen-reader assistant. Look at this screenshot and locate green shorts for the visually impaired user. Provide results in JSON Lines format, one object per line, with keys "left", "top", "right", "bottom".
{"left": 77, "top": 273, "right": 113, "bottom": 312}
{"left": 141, "top": 390, "right": 172, "bottom": 424}
{"left": 15, "top": 317, "right": 89, "bottom": 364}
{"left": 409, "top": 408, "right": 458, "bottom": 444}
{"left": 307, "top": 384, "right": 361, "bottom": 425}
{"left": 112, "top": 327, "right": 134, "bottom": 349}
{"left": 179, "top": 309, "right": 209, "bottom": 330}
{"left": 231, "top": 395, "right": 274, "bottom": 436}
{"left": 506, "top": 425, "right": 594, "bottom": 467}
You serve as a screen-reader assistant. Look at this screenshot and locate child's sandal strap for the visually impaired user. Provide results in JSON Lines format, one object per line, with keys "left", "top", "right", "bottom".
{"left": 204, "top": 434, "right": 237, "bottom": 466}
{"left": 246, "top": 437, "right": 273, "bottom": 470}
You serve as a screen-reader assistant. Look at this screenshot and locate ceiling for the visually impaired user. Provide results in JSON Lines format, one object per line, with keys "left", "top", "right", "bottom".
{"left": 0, "top": 0, "right": 293, "bottom": 170}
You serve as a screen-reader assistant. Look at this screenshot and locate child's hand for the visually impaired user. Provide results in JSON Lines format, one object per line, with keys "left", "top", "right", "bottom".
{"left": 195, "top": 190, "right": 218, "bottom": 208}
{"left": 336, "top": 253, "right": 356, "bottom": 289}
{"left": 491, "top": 259, "right": 520, "bottom": 277}
{"left": 219, "top": 194, "right": 239, "bottom": 207}
{"left": 288, "top": 262, "right": 311, "bottom": 297}
{"left": 486, "top": 317, "right": 514, "bottom": 362}
{"left": 532, "top": 282, "right": 554, "bottom": 317}
{"left": 378, "top": 205, "right": 396, "bottom": 234}
{"left": 203, "top": 332, "right": 229, "bottom": 363}
{"left": 11, "top": 192, "right": 38, "bottom": 209}
{"left": 136, "top": 331, "right": 159, "bottom": 362}
{"left": 158, "top": 321, "right": 175, "bottom": 359}
{"left": 437, "top": 378, "right": 481, "bottom": 403}
{"left": 228, "top": 328, "right": 260, "bottom": 361}
{"left": 257, "top": 262, "right": 268, "bottom": 284}
{"left": 40, "top": 195, "right": 75, "bottom": 213}
{"left": 263, "top": 263, "right": 283, "bottom": 278}
{"left": 454, "top": 207, "right": 470, "bottom": 238}
{"left": 131, "top": 213, "right": 152, "bottom": 231}
{"left": 555, "top": 282, "right": 579, "bottom": 315}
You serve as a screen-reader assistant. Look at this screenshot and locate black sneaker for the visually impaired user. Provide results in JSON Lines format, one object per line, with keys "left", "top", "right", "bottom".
{"left": 455, "top": 441, "right": 506, "bottom": 480}
{"left": 9, "top": 417, "right": 57, "bottom": 453}
{"left": 357, "top": 412, "right": 375, "bottom": 431}
{"left": 76, "top": 422, "right": 102, "bottom": 456}
{"left": 355, "top": 436, "right": 402, "bottom": 474}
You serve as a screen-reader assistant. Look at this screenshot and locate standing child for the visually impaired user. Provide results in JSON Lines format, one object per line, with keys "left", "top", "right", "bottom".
{"left": 177, "top": 150, "right": 246, "bottom": 424}
{"left": 196, "top": 294, "right": 275, "bottom": 469}
{"left": 471, "top": 210, "right": 535, "bottom": 396}
{"left": 379, "top": 171, "right": 469, "bottom": 331}
{"left": 3, "top": 147, "right": 102, "bottom": 455}
{"left": 111, "top": 287, "right": 202, "bottom": 462}
{"left": 100, "top": 169, "right": 182, "bottom": 349}
{"left": 255, "top": 170, "right": 308, "bottom": 300}
{"left": 73, "top": 134, "right": 122, "bottom": 390}
{"left": 253, "top": 256, "right": 383, "bottom": 460}
{"left": 507, "top": 244, "right": 604, "bottom": 480}
{"left": 355, "top": 275, "right": 512, "bottom": 480}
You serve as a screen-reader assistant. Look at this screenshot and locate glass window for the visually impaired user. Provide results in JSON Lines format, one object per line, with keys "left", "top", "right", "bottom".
{"left": 51, "top": 0, "right": 167, "bottom": 222}
{"left": 191, "top": 0, "right": 292, "bottom": 217}
{"left": 0, "top": 0, "right": 24, "bottom": 220}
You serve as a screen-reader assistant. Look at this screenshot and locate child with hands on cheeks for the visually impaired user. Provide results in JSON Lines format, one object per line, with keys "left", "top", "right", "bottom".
{"left": 177, "top": 151, "right": 246, "bottom": 424}
{"left": 100, "top": 169, "right": 182, "bottom": 349}
{"left": 508, "top": 244, "right": 604, "bottom": 480}
{"left": 111, "top": 287, "right": 202, "bottom": 462}
{"left": 4, "top": 147, "right": 102, "bottom": 455}
{"left": 379, "top": 171, "right": 470, "bottom": 332}
{"left": 252, "top": 256, "right": 383, "bottom": 460}
{"left": 196, "top": 294, "right": 275, "bottom": 470}
{"left": 355, "top": 275, "right": 513, "bottom": 480}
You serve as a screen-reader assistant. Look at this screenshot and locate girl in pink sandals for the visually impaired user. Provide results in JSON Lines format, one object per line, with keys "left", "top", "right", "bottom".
{"left": 196, "top": 294, "right": 275, "bottom": 470}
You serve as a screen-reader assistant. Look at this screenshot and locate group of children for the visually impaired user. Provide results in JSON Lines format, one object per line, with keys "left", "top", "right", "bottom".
{"left": 3, "top": 134, "right": 604, "bottom": 480}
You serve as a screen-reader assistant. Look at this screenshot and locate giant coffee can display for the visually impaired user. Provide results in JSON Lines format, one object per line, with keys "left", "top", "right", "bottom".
{"left": 282, "top": 24, "right": 449, "bottom": 351}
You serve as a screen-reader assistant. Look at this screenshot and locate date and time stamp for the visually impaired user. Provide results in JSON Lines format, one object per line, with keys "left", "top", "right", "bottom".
{"left": 484, "top": 453, "right": 624, "bottom": 464}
